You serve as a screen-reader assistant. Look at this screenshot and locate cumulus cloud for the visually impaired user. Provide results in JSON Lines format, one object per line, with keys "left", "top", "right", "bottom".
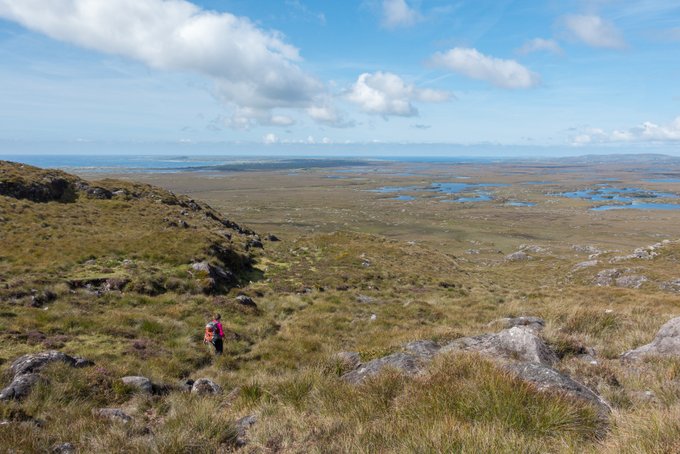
{"left": 429, "top": 48, "right": 540, "bottom": 89}
{"left": 263, "top": 133, "right": 280, "bottom": 144}
{"left": 306, "top": 104, "right": 356, "bottom": 128}
{"left": 381, "top": 0, "right": 421, "bottom": 29}
{"left": 563, "top": 14, "right": 625, "bottom": 49}
{"left": 572, "top": 117, "right": 680, "bottom": 145}
{"left": 347, "top": 71, "right": 451, "bottom": 117}
{"left": 0, "top": 0, "right": 323, "bottom": 123}
{"left": 517, "top": 38, "right": 563, "bottom": 56}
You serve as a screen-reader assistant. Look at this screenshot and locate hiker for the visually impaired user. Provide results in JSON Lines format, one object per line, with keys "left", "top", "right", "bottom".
{"left": 204, "top": 314, "right": 224, "bottom": 355}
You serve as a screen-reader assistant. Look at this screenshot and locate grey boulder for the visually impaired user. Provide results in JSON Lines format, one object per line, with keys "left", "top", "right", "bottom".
{"left": 622, "top": 316, "right": 680, "bottom": 360}
{"left": 342, "top": 353, "right": 424, "bottom": 384}
{"left": 121, "top": 376, "right": 153, "bottom": 394}
{"left": 506, "top": 362, "right": 611, "bottom": 416}
{"left": 441, "top": 326, "right": 558, "bottom": 366}
{"left": 191, "top": 378, "right": 222, "bottom": 395}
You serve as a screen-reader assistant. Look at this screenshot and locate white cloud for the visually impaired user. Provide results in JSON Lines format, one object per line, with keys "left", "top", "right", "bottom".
{"left": 429, "top": 48, "right": 540, "bottom": 89}
{"left": 263, "top": 133, "right": 279, "bottom": 144}
{"left": 572, "top": 118, "right": 680, "bottom": 145}
{"left": 563, "top": 14, "right": 625, "bottom": 49}
{"left": 0, "top": 0, "right": 323, "bottom": 122}
{"left": 381, "top": 0, "right": 421, "bottom": 29}
{"left": 517, "top": 38, "right": 563, "bottom": 56}
{"left": 347, "top": 71, "right": 451, "bottom": 117}
{"left": 306, "top": 104, "right": 355, "bottom": 128}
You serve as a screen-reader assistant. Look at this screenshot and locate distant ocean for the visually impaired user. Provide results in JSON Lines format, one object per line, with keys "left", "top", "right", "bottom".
{"left": 0, "top": 154, "right": 500, "bottom": 174}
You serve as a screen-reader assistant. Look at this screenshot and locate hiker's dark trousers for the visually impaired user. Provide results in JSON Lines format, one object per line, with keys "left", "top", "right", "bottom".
{"left": 213, "top": 338, "right": 223, "bottom": 355}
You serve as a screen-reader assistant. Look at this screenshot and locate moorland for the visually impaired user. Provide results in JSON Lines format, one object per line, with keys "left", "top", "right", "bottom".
{"left": 3, "top": 155, "right": 680, "bottom": 452}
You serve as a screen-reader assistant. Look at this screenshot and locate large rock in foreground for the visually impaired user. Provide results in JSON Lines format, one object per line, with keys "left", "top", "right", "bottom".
{"left": 506, "top": 362, "right": 611, "bottom": 416}
{"left": 342, "top": 353, "right": 424, "bottom": 384}
{"left": 622, "top": 316, "right": 680, "bottom": 361}
{"left": 0, "top": 350, "right": 93, "bottom": 400}
{"left": 440, "top": 326, "right": 558, "bottom": 366}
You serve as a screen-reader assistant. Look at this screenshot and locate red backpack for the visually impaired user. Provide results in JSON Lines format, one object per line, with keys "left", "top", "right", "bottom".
{"left": 204, "top": 321, "right": 217, "bottom": 344}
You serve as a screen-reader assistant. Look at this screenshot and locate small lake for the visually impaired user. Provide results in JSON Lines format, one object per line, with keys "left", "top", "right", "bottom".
{"left": 642, "top": 178, "right": 680, "bottom": 183}
{"left": 505, "top": 201, "right": 536, "bottom": 207}
{"left": 559, "top": 186, "right": 678, "bottom": 203}
{"left": 392, "top": 195, "right": 416, "bottom": 201}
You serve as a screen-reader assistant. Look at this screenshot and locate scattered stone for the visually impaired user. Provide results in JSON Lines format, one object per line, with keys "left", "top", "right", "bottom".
{"left": 85, "top": 186, "right": 113, "bottom": 200}
{"left": 191, "top": 378, "right": 222, "bottom": 395}
{"left": 491, "top": 316, "right": 545, "bottom": 332}
{"left": 51, "top": 443, "right": 76, "bottom": 454}
{"left": 29, "top": 290, "right": 56, "bottom": 308}
{"left": 235, "top": 295, "right": 257, "bottom": 308}
{"left": 594, "top": 269, "right": 621, "bottom": 287}
{"left": 403, "top": 340, "right": 441, "bottom": 358}
{"left": 630, "top": 390, "right": 658, "bottom": 404}
{"left": 572, "top": 245, "right": 602, "bottom": 255}
{"left": 356, "top": 295, "right": 375, "bottom": 304}
{"left": 178, "top": 379, "right": 194, "bottom": 393}
{"left": 266, "top": 234, "right": 280, "bottom": 242}
{"left": 441, "top": 327, "right": 558, "bottom": 366}
{"left": 342, "top": 353, "right": 424, "bottom": 384}
{"left": 659, "top": 279, "right": 680, "bottom": 293}
{"left": 573, "top": 260, "right": 598, "bottom": 270}
{"left": 246, "top": 237, "right": 264, "bottom": 250}
{"left": 94, "top": 408, "right": 132, "bottom": 423}
{"left": 0, "top": 350, "right": 93, "bottom": 400}
{"left": 505, "top": 251, "right": 531, "bottom": 262}
{"left": 121, "top": 376, "right": 153, "bottom": 394}
{"left": 615, "top": 275, "right": 647, "bottom": 289}
{"left": 505, "top": 362, "right": 611, "bottom": 416}
{"left": 334, "top": 351, "right": 361, "bottom": 370}
{"left": 465, "top": 249, "right": 480, "bottom": 255}
{"left": 235, "top": 414, "right": 258, "bottom": 447}
{"left": 622, "top": 316, "right": 680, "bottom": 361}
{"left": 519, "top": 244, "right": 549, "bottom": 254}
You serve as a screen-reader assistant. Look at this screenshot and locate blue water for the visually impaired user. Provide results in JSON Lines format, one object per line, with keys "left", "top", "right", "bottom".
{"left": 506, "top": 201, "right": 536, "bottom": 207}
{"left": 0, "top": 154, "right": 244, "bottom": 173}
{"left": 522, "top": 181, "right": 556, "bottom": 185}
{"left": 443, "top": 193, "right": 493, "bottom": 203}
{"left": 559, "top": 186, "right": 678, "bottom": 202}
{"left": 392, "top": 195, "right": 416, "bottom": 201}
{"left": 370, "top": 185, "right": 424, "bottom": 193}
{"left": 643, "top": 178, "right": 680, "bottom": 183}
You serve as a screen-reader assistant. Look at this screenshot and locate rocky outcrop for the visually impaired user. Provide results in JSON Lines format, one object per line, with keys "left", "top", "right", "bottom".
{"left": 191, "top": 378, "right": 222, "bottom": 395}
{"left": 403, "top": 340, "right": 441, "bottom": 358}
{"left": 0, "top": 165, "right": 78, "bottom": 203}
{"left": 191, "top": 261, "right": 235, "bottom": 294}
{"left": 490, "top": 316, "right": 545, "bottom": 332}
{"left": 342, "top": 353, "right": 424, "bottom": 384}
{"left": 334, "top": 351, "right": 362, "bottom": 370}
{"left": 235, "top": 295, "right": 257, "bottom": 308}
{"left": 0, "top": 350, "right": 94, "bottom": 400}
{"left": 622, "top": 316, "right": 680, "bottom": 360}
{"left": 440, "top": 327, "right": 558, "bottom": 366}
{"left": 505, "top": 362, "right": 611, "bottom": 415}
{"left": 338, "top": 321, "right": 610, "bottom": 417}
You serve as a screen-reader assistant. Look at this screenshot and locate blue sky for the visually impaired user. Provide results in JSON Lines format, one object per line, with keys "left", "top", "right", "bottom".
{"left": 0, "top": 0, "right": 679, "bottom": 155}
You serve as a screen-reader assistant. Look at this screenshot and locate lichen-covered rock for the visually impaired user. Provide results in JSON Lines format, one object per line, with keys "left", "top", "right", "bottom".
{"left": 441, "top": 327, "right": 558, "bottom": 366}
{"left": 505, "top": 362, "right": 611, "bottom": 416}
{"left": 342, "top": 353, "right": 424, "bottom": 384}
{"left": 594, "top": 269, "right": 621, "bottom": 286}
{"left": 490, "top": 316, "right": 545, "bottom": 332}
{"left": 622, "top": 316, "right": 680, "bottom": 361}
{"left": 0, "top": 351, "right": 93, "bottom": 401}
{"left": 121, "top": 376, "right": 153, "bottom": 394}
{"left": 191, "top": 378, "right": 222, "bottom": 395}
{"left": 403, "top": 340, "right": 441, "bottom": 358}
{"left": 235, "top": 295, "right": 257, "bottom": 308}
{"left": 191, "top": 261, "right": 235, "bottom": 293}
{"left": 235, "top": 414, "right": 258, "bottom": 447}
{"left": 614, "top": 275, "right": 647, "bottom": 288}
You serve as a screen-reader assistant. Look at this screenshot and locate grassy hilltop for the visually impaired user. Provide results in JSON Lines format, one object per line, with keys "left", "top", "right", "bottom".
{"left": 2, "top": 160, "right": 680, "bottom": 452}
